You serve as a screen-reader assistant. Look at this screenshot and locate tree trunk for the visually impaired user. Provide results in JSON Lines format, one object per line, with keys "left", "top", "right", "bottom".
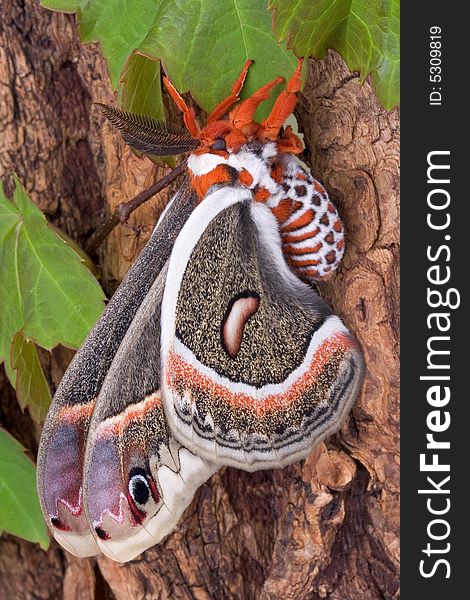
{"left": 0, "top": 2, "right": 400, "bottom": 599}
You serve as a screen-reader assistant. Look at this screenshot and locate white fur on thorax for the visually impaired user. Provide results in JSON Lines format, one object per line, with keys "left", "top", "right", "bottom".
{"left": 228, "top": 150, "right": 277, "bottom": 193}
{"left": 187, "top": 152, "right": 228, "bottom": 175}
{"left": 188, "top": 142, "right": 280, "bottom": 193}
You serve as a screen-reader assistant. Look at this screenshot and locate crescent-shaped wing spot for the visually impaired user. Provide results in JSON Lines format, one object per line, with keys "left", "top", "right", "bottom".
{"left": 222, "top": 292, "right": 260, "bottom": 358}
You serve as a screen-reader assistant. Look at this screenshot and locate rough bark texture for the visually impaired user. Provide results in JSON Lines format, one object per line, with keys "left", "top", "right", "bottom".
{"left": 0, "top": 2, "right": 400, "bottom": 599}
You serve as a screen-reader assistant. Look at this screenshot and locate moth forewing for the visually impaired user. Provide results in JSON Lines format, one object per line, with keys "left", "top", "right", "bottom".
{"left": 36, "top": 184, "right": 198, "bottom": 557}
{"left": 160, "top": 186, "right": 364, "bottom": 472}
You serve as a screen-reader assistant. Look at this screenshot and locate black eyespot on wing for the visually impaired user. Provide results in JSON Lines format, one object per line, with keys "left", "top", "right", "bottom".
{"left": 128, "top": 467, "right": 151, "bottom": 506}
{"left": 212, "top": 137, "right": 227, "bottom": 151}
{"left": 130, "top": 476, "right": 150, "bottom": 505}
{"left": 96, "top": 104, "right": 200, "bottom": 155}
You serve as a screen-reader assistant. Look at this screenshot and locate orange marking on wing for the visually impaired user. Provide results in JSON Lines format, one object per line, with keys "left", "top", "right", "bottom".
{"left": 166, "top": 333, "right": 351, "bottom": 416}
{"left": 282, "top": 227, "right": 321, "bottom": 244}
{"left": 99, "top": 394, "right": 162, "bottom": 437}
{"left": 59, "top": 399, "right": 96, "bottom": 424}
{"left": 336, "top": 238, "right": 345, "bottom": 251}
{"left": 296, "top": 172, "right": 308, "bottom": 181}
{"left": 314, "top": 181, "right": 326, "bottom": 195}
{"left": 283, "top": 241, "right": 323, "bottom": 255}
{"left": 255, "top": 187, "right": 270, "bottom": 202}
{"left": 328, "top": 202, "right": 336, "bottom": 213}
{"left": 280, "top": 209, "right": 315, "bottom": 233}
{"left": 238, "top": 169, "right": 253, "bottom": 187}
{"left": 114, "top": 395, "right": 161, "bottom": 432}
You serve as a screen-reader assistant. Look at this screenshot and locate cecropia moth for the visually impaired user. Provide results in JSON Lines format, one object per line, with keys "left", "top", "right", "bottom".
{"left": 37, "top": 59, "right": 364, "bottom": 562}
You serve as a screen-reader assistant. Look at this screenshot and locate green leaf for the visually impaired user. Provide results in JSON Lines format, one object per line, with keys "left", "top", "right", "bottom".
{"left": 10, "top": 333, "right": 52, "bottom": 424}
{"left": 119, "top": 52, "right": 164, "bottom": 118}
{"left": 118, "top": 52, "right": 174, "bottom": 166}
{"left": 43, "top": 0, "right": 300, "bottom": 120}
{"left": 41, "top": 1, "right": 161, "bottom": 88}
{"left": 268, "top": 0, "right": 400, "bottom": 110}
{"left": 0, "top": 429, "right": 49, "bottom": 549}
{"left": 0, "top": 176, "right": 105, "bottom": 384}
{"left": 139, "top": 0, "right": 299, "bottom": 118}
{"left": 41, "top": 0, "right": 79, "bottom": 12}
{"left": 48, "top": 222, "right": 100, "bottom": 278}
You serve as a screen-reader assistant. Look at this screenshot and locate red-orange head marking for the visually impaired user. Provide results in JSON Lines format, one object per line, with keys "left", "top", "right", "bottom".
{"left": 163, "top": 59, "right": 305, "bottom": 199}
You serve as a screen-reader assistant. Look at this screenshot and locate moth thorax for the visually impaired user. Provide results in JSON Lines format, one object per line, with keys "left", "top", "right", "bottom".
{"left": 188, "top": 141, "right": 280, "bottom": 200}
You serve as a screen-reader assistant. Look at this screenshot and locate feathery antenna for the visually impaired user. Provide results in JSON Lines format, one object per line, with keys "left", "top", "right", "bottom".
{"left": 96, "top": 104, "right": 200, "bottom": 155}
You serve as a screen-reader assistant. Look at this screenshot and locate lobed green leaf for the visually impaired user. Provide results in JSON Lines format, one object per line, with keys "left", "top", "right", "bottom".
{"left": 0, "top": 429, "right": 49, "bottom": 549}
{"left": 41, "top": 0, "right": 300, "bottom": 121}
{"left": 11, "top": 333, "right": 52, "bottom": 425}
{"left": 268, "top": 0, "right": 400, "bottom": 110}
{"left": 139, "top": 0, "right": 300, "bottom": 119}
{"left": 42, "top": 1, "right": 161, "bottom": 88}
{"left": 0, "top": 176, "right": 105, "bottom": 389}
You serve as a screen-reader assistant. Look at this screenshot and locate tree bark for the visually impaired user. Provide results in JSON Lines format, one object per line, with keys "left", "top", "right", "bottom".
{"left": 0, "top": 2, "right": 400, "bottom": 599}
